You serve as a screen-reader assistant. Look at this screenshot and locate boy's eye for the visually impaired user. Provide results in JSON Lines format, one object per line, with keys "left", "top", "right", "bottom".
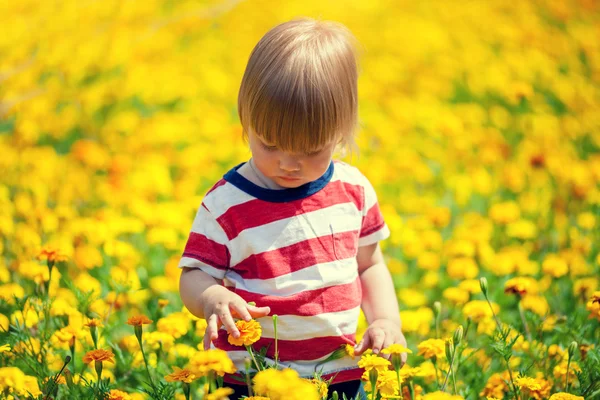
{"left": 304, "top": 149, "right": 322, "bottom": 157}
{"left": 261, "top": 143, "right": 278, "bottom": 152}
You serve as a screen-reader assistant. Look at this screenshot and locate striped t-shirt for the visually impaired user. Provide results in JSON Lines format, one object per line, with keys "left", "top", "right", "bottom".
{"left": 179, "top": 160, "right": 390, "bottom": 383}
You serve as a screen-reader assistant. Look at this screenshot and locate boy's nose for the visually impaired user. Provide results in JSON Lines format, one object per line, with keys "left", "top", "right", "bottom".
{"left": 279, "top": 154, "right": 301, "bottom": 172}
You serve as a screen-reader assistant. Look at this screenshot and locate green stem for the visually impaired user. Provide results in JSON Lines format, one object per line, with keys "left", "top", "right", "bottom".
{"left": 566, "top": 357, "right": 572, "bottom": 392}
{"left": 441, "top": 351, "right": 455, "bottom": 391}
{"left": 396, "top": 369, "right": 402, "bottom": 399}
{"left": 245, "top": 345, "right": 262, "bottom": 372}
{"left": 518, "top": 300, "right": 532, "bottom": 342}
{"left": 138, "top": 339, "right": 156, "bottom": 390}
{"left": 432, "top": 357, "right": 440, "bottom": 390}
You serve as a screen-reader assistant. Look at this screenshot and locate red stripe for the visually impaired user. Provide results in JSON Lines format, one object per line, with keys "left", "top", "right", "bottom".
{"left": 215, "top": 332, "right": 356, "bottom": 362}
{"left": 361, "top": 204, "right": 385, "bottom": 237}
{"left": 232, "top": 231, "right": 359, "bottom": 280}
{"left": 182, "top": 232, "right": 229, "bottom": 270}
{"left": 217, "top": 180, "right": 364, "bottom": 240}
{"left": 205, "top": 179, "right": 227, "bottom": 196}
{"left": 232, "top": 278, "right": 361, "bottom": 316}
{"left": 222, "top": 367, "right": 362, "bottom": 385}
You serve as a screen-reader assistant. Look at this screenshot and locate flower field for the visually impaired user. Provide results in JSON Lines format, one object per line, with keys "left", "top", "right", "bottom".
{"left": 1, "top": 0, "right": 599, "bottom": 399}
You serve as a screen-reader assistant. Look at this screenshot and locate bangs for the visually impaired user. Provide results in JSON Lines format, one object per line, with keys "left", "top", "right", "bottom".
{"left": 238, "top": 18, "right": 360, "bottom": 153}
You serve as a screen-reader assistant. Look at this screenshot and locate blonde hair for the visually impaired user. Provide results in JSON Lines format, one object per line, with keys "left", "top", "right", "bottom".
{"left": 238, "top": 18, "right": 361, "bottom": 154}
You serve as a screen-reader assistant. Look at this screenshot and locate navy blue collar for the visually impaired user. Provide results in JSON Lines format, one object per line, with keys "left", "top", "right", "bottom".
{"left": 223, "top": 161, "right": 334, "bottom": 203}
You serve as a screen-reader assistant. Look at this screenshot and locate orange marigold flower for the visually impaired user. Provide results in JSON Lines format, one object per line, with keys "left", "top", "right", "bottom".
{"left": 38, "top": 246, "right": 68, "bottom": 263}
{"left": 227, "top": 319, "right": 261, "bottom": 347}
{"left": 108, "top": 389, "right": 132, "bottom": 400}
{"left": 126, "top": 315, "right": 153, "bottom": 326}
{"left": 82, "top": 348, "right": 115, "bottom": 364}
{"left": 165, "top": 366, "right": 196, "bottom": 383}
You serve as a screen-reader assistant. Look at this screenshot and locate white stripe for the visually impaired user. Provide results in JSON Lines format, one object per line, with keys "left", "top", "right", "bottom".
{"left": 178, "top": 257, "right": 226, "bottom": 280}
{"left": 254, "top": 306, "right": 360, "bottom": 341}
{"left": 224, "top": 258, "right": 358, "bottom": 296}
{"left": 223, "top": 349, "right": 360, "bottom": 375}
{"left": 229, "top": 203, "right": 361, "bottom": 265}
{"left": 190, "top": 205, "right": 229, "bottom": 243}
{"left": 203, "top": 182, "right": 255, "bottom": 218}
{"left": 358, "top": 225, "right": 390, "bottom": 247}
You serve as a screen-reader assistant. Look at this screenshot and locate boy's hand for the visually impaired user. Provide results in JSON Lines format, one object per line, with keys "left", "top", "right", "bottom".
{"left": 201, "top": 285, "right": 270, "bottom": 350}
{"left": 354, "top": 319, "right": 408, "bottom": 363}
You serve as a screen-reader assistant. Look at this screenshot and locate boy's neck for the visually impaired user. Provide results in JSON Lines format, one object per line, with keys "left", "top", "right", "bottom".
{"left": 237, "top": 158, "right": 286, "bottom": 190}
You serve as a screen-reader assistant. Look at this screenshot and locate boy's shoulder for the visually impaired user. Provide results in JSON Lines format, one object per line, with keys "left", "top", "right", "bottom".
{"left": 333, "top": 160, "right": 371, "bottom": 186}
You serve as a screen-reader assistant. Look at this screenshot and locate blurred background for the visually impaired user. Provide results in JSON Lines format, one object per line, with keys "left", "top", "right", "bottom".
{"left": 1, "top": 0, "right": 599, "bottom": 397}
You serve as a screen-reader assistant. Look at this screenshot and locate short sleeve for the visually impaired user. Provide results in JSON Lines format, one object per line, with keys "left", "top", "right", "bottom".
{"left": 178, "top": 203, "right": 230, "bottom": 280}
{"left": 359, "top": 175, "right": 390, "bottom": 247}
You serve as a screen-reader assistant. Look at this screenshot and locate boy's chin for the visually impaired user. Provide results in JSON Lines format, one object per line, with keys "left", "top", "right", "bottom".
{"left": 275, "top": 177, "right": 305, "bottom": 188}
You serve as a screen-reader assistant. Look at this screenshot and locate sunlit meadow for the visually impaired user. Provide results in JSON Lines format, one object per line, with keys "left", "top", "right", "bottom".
{"left": 1, "top": 0, "right": 599, "bottom": 399}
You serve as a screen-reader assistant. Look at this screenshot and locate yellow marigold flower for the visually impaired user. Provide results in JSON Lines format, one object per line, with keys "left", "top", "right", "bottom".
{"left": 362, "top": 369, "right": 399, "bottom": 397}
{"left": 586, "top": 291, "right": 600, "bottom": 321}
{"left": 443, "top": 287, "right": 470, "bottom": 305}
{"left": 253, "top": 368, "right": 318, "bottom": 400}
{"left": 227, "top": 319, "right": 262, "bottom": 347}
{"left": 82, "top": 348, "right": 115, "bottom": 364}
{"left": 157, "top": 312, "right": 190, "bottom": 338}
{"left": 504, "top": 276, "right": 538, "bottom": 296}
{"left": 542, "top": 254, "right": 569, "bottom": 278}
{"left": 108, "top": 389, "right": 132, "bottom": 400}
{"left": 381, "top": 343, "right": 412, "bottom": 355}
{"left": 576, "top": 212, "right": 595, "bottom": 230}
{"left": 417, "top": 339, "right": 446, "bottom": 359}
{"left": 553, "top": 361, "right": 581, "bottom": 384}
{"left": 187, "top": 349, "right": 236, "bottom": 377}
{"left": 38, "top": 246, "right": 69, "bottom": 263}
{"left": 520, "top": 295, "right": 549, "bottom": 316}
{"left": 345, "top": 344, "right": 355, "bottom": 358}
{"left": 310, "top": 378, "right": 328, "bottom": 399}
{"left": 506, "top": 219, "right": 537, "bottom": 240}
{"left": 84, "top": 318, "right": 104, "bottom": 328}
{"left": 462, "top": 300, "right": 499, "bottom": 323}
{"left": 489, "top": 201, "right": 520, "bottom": 224}
{"left": 205, "top": 387, "right": 234, "bottom": 400}
{"left": 573, "top": 277, "right": 598, "bottom": 299}
{"left": 165, "top": 367, "right": 196, "bottom": 383}
{"left": 549, "top": 393, "right": 584, "bottom": 400}
{"left": 399, "top": 364, "right": 422, "bottom": 381}
{"left": 158, "top": 299, "right": 169, "bottom": 308}
{"left": 479, "top": 371, "right": 510, "bottom": 399}
{"left": 244, "top": 397, "right": 270, "bottom": 400}
{"left": 126, "top": 315, "right": 153, "bottom": 326}
{"left": 514, "top": 375, "right": 540, "bottom": 390}
{"left": 446, "top": 257, "right": 479, "bottom": 280}
{"left": 358, "top": 353, "right": 391, "bottom": 372}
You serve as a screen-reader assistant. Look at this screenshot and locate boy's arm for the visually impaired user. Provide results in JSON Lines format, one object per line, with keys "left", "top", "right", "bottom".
{"left": 354, "top": 242, "right": 407, "bottom": 357}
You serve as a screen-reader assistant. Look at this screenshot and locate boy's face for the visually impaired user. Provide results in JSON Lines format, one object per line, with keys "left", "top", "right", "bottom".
{"left": 248, "top": 130, "right": 338, "bottom": 189}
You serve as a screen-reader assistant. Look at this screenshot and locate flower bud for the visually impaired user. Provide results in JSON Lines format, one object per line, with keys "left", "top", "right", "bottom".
{"left": 331, "top": 391, "right": 339, "bottom": 400}
{"left": 568, "top": 341, "right": 578, "bottom": 359}
{"left": 445, "top": 339, "right": 454, "bottom": 361}
{"left": 433, "top": 301, "right": 442, "bottom": 317}
{"left": 480, "top": 277, "right": 489, "bottom": 297}
{"left": 453, "top": 326, "right": 464, "bottom": 346}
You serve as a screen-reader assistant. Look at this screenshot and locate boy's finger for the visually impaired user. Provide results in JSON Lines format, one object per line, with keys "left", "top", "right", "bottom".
{"left": 371, "top": 330, "right": 385, "bottom": 354}
{"left": 204, "top": 314, "right": 218, "bottom": 350}
{"left": 246, "top": 305, "right": 271, "bottom": 318}
{"left": 231, "top": 301, "right": 252, "bottom": 321}
{"left": 354, "top": 334, "right": 371, "bottom": 355}
{"left": 219, "top": 309, "right": 240, "bottom": 338}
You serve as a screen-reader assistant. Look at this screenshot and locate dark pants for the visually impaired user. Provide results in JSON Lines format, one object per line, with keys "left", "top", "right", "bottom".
{"left": 224, "top": 380, "right": 367, "bottom": 399}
